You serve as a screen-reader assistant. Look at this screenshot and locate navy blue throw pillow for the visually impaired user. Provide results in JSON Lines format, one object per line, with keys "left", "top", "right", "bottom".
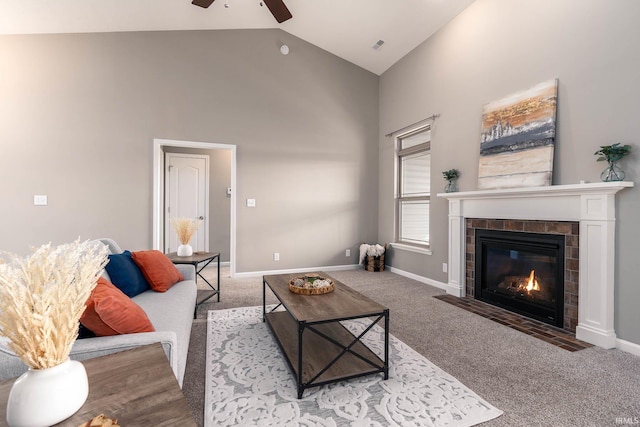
{"left": 105, "top": 250, "right": 150, "bottom": 298}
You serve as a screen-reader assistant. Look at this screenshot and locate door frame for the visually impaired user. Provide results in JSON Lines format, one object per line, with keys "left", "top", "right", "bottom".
{"left": 153, "top": 138, "right": 237, "bottom": 277}
{"left": 164, "top": 152, "right": 210, "bottom": 253}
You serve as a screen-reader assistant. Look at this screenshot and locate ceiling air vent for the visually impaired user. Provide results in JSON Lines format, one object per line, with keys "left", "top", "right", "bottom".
{"left": 372, "top": 40, "right": 385, "bottom": 50}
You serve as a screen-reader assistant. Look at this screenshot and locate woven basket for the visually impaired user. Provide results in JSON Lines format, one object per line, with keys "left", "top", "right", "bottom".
{"left": 288, "top": 276, "right": 334, "bottom": 295}
{"left": 365, "top": 254, "right": 385, "bottom": 272}
{"left": 288, "top": 282, "right": 334, "bottom": 295}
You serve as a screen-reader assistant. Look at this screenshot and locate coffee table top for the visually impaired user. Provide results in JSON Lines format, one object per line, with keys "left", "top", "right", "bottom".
{"left": 263, "top": 272, "right": 387, "bottom": 323}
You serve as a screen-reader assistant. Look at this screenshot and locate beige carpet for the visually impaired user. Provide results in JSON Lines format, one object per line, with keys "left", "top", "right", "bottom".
{"left": 183, "top": 266, "right": 640, "bottom": 426}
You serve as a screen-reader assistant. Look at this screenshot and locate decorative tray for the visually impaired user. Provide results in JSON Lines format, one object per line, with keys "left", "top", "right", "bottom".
{"left": 288, "top": 273, "right": 334, "bottom": 295}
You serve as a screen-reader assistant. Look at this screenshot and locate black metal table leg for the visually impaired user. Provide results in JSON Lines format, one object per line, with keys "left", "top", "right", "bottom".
{"left": 168, "top": 252, "right": 221, "bottom": 309}
{"left": 194, "top": 255, "right": 220, "bottom": 306}
{"left": 384, "top": 309, "right": 389, "bottom": 380}
{"left": 298, "top": 321, "right": 304, "bottom": 399}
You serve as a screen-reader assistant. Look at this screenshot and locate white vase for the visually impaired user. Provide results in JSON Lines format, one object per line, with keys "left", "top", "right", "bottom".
{"left": 6, "top": 359, "right": 88, "bottom": 427}
{"left": 177, "top": 244, "right": 193, "bottom": 257}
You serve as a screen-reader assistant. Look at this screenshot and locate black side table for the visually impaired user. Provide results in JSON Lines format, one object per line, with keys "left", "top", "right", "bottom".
{"left": 168, "top": 252, "right": 220, "bottom": 306}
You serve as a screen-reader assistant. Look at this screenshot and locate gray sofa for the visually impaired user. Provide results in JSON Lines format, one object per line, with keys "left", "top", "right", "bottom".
{"left": 0, "top": 238, "right": 197, "bottom": 387}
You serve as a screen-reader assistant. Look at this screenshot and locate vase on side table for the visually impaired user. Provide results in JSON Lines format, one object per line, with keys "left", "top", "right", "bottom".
{"left": 6, "top": 359, "right": 88, "bottom": 427}
{"left": 177, "top": 244, "right": 193, "bottom": 257}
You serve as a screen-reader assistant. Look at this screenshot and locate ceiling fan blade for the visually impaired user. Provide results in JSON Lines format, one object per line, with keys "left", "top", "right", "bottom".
{"left": 192, "top": 0, "right": 215, "bottom": 8}
{"left": 262, "top": 0, "right": 292, "bottom": 23}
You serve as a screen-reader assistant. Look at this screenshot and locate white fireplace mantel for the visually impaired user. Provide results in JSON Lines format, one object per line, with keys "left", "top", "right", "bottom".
{"left": 437, "top": 181, "right": 633, "bottom": 349}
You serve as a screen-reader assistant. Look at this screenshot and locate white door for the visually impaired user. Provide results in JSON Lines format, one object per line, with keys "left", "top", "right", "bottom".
{"left": 165, "top": 153, "right": 209, "bottom": 253}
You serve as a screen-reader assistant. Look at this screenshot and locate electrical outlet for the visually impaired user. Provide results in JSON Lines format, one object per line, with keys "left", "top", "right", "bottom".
{"left": 345, "top": 249, "right": 351, "bottom": 257}
{"left": 273, "top": 252, "right": 280, "bottom": 261}
{"left": 442, "top": 263, "right": 448, "bottom": 273}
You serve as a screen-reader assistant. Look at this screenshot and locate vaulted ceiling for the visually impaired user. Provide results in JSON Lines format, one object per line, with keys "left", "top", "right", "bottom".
{"left": 0, "top": 0, "right": 476, "bottom": 75}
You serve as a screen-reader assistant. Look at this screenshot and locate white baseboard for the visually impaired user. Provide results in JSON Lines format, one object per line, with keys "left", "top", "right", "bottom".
{"left": 616, "top": 337, "right": 640, "bottom": 356}
{"left": 576, "top": 325, "right": 617, "bottom": 349}
{"left": 386, "top": 266, "right": 448, "bottom": 291}
{"left": 233, "top": 264, "right": 361, "bottom": 279}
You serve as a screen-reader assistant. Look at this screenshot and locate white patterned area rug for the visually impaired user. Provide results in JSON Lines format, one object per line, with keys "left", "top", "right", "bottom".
{"left": 205, "top": 306, "right": 503, "bottom": 427}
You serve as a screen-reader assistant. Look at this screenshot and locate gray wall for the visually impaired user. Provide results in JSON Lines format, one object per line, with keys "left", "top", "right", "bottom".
{"left": 0, "top": 29, "right": 380, "bottom": 273}
{"left": 379, "top": 0, "right": 640, "bottom": 344}
{"left": 164, "top": 146, "right": 232, "bottom": 262}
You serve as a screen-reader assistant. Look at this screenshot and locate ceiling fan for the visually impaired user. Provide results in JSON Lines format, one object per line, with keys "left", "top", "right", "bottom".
{"left": 191, "top": 0, "right": 293, "bottom": 23}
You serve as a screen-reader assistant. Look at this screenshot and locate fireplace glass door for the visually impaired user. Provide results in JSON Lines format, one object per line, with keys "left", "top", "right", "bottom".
{"left": 475, "top": 229, "right": 564, "bottom": 327}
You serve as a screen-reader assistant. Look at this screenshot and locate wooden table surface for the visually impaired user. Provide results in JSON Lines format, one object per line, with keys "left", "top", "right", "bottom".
{"left": 166, "top": 251, "right": 219, "bottom": 264}
{"left": 0, "top": 343, "right": 196, "bottom": 426}
{"left": 264, "top": 272, "right": 388, "bottom": 323}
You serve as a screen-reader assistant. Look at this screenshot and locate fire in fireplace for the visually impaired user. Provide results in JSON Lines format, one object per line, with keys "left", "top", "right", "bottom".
{"left": 475, "top": 229, "right": 564, "bottom": 327}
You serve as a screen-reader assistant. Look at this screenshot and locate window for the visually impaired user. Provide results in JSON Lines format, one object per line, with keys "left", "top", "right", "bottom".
{"left": 396, "top": 126, "right": 431, "bottom": 247}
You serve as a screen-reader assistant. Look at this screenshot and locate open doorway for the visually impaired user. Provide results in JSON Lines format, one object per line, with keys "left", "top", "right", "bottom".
{"left": 153, "top": 139, "right": 237, "bottom": 277}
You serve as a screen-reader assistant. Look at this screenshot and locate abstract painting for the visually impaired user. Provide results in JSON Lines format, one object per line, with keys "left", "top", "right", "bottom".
{"left": 478, "top": 79, "right": 558, "bottom": 190}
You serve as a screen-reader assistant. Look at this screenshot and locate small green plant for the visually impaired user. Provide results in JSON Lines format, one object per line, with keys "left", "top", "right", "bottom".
{"left": 594, "top": 143, "right": 631, "bottom": 163}
{"left": 442, "top": 169, "right": 460, "bottom": 181}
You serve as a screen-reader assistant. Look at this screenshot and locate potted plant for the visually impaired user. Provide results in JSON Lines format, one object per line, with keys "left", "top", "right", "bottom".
{"left": 594, "top": 143, "right": 631, "bottom": 182}
{"left": 170, "top": 217, "right": 203, "bottom": 256}
{"left": 0, "top": 240, "right": 108, "bottom": 426}
{"left": 442, "top": 169, "right": 460, "bottom": 192}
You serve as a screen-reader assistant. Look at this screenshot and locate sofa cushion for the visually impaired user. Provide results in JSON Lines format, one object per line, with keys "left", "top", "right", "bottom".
{"left": 132, "top": 279, "right": 196, "bottom": 386}
{"left": 131, "top": 250, "right": 184, "bottom": 292}
{"left": 81, "top": 277, "right": 155, "bottom": 336}
{"left": 105, "top": 250, "right": 150, "bottom": 297}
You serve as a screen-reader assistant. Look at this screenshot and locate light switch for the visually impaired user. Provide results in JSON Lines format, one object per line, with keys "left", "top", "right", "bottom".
{"left": 34, "top": 195, "right": 48, "bottom": 206}
{"left": 246, "top": 198, "right": 256, "bottom": 208}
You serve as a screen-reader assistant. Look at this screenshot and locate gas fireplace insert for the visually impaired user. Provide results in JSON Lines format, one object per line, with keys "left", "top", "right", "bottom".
{"left": 474, "top": 229, "right": 565, "bottom": 327}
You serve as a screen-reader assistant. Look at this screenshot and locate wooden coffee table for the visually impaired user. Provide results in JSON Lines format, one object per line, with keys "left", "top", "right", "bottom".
{"left": 263, "top": 272, "right": 389, "bottom": 399}
{"left": 0, "top": 343, "right": 196, "bottom": 426}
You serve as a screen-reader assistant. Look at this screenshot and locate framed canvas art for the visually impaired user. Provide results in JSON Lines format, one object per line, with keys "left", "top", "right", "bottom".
{"left": 478, "top": 79, "right": 558, "bottom": 190}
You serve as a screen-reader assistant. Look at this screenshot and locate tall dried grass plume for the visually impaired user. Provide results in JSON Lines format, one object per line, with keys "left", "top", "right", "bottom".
{"left": 170, "top": 217, "right": 202, "bottom": 245}
{"left": 0, "top": 240, "right": 108, "bottom": 370}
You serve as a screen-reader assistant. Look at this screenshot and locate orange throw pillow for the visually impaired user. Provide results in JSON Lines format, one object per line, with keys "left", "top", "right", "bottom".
{"left": 81, "top": 277, "right": 155, "bottom": 336}
{"left": 131, "top": 250, "right": 184, "bottom": 292}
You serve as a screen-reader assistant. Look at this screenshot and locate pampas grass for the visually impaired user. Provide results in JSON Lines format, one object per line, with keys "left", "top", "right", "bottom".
{"left": 170, "top": 217, "right": 202, "bottom": 245}
{"left": 0, "top": 240, "right": 108, "bottom": 370}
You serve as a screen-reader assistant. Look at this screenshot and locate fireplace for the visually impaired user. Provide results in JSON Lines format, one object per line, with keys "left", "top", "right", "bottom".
{"left": 474, "top": 229, "right": 564, "bottom": 327}
{"left": 438, "top": 182, "right": 632, "bottom": 348}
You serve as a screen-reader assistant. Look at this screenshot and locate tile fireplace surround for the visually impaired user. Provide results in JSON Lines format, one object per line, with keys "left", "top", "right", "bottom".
{"left": 438, "top": 182, "right": 633, "bottom": 349}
